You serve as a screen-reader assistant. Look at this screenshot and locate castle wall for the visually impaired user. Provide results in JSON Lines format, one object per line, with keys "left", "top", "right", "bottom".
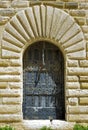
{"left": 0, "top": 0, "right": 88, "bottom": 129}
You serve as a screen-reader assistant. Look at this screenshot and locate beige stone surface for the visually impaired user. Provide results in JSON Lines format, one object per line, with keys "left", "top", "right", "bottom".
{"left": 67, "top": 67, "right": 88, "bottom": 76}
{"left": 67, "top": 49, "right": 86, "bottom": 60}
{"left": 66, "top": 89, "right": 88, "bottom": 97}
{"left": 2, "top": 97, "right": 21, "bottom": 104}
{"left": 0, "top": 82, "right": 8, "bottom": 88}
{"left": 17, "top": 10, "right": 34, "bottom": 38}
{"left": 67, "top": 76, "right": 79, "bottom": 82}
{"left": 0, "top": 67, "right": 21, "bottom": 75}
{"left": 79, "top": 97, "right": 88, "bottom": 105}
{"left": 80, "top": 76, "right": 88, "bottom": 81}
{"left": 82, "top": 25, "right": 88, "bottom": 33}
{"left": 1, "top": 5, "right": 86, "bottom": 60}
{"left": 41, "top": 5, "right": 46, "bottom": 37}
{"left": 0, "top": 16, "right": 10, "bottom": 25}
{"left": 0, "top": 1, "right": 87, "bottom": 126}
{"left": 8, "top": 82, "right": 22, "bottom": 89}
{"left": 33, "top": 6, "right": 42, "bottom": 36}
{"left": 63, "top": 31, "right": 84, "bottom": 49}
{"left": 68, "top": 114, "right": 88, "bottom": 122}
{"left": 5, "top": 23, "right": 27, "bottom": 45}
{"left": 0, "top": 75, "right": 21, "bottom": 82}
{"left": 75, "top": 17, "right": 85, "bottom": 25}
{"left": 67, "top": 60, "right": 78, "bottom": 67}
{"left": 11, "top": 1, "right": 29, "bottom": 8}
{"left": 0, "top": 1, "right": 11, "bottom": 8}
{"left": 0, "top": 114, "right": 22, "bottom": 122}
{"left": 70, "top": 10, "right": 86, "bottom": 17}
{"left": 66, "top": 82, "right": 80, "bottom": 89}
{"left": 0, "top": 105, "right": 21, "bottom": 114}
{"left": 79, "top": 60, "right": 88, "bottom": 67}
{"left": 68, "top": 98, "right": 78, "bottom": 105}
{"left": 67, "top": 106, "right": 88, "bottom": 114}
{"left": 2, "top": 49, "right": 20, "bottom": 59}
{"left": 0, "top": 89, "right": 21, "bottom": 97}
{"left": 80, "top": 83, "right": 88, "bottom": 89}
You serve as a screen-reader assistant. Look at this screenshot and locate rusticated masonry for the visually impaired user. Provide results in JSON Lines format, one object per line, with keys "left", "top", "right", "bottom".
{"left": 0, "top": 3, "right": 88, "bottom": 128}
{"left": 2, "top": 5, "right": 86, "bottom": 59}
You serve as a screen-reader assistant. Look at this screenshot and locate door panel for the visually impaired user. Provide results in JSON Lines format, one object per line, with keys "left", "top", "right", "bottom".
{"left": 23, "top": 42, "right": 65, "bottom": 120}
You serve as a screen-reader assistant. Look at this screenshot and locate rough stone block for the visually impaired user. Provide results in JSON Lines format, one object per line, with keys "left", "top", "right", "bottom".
{"left": 0, "top": 16, "right": 10, "bottom": 25}
{"left": 3, "top": 30, "right": 25, "bottom": 47}
{"left": 68, "top": 114, "right": 88, "bottom": 122}
{"left": 0, "top": 9, "right": 16, "bottom": 16}
{"left": 68, "top": 98, "right": 78, "bottom": 105}
{"left": 80, "top": 76, "right": 88, "bottom": 81}
{"left": 0, "top": 75, "right": 21, "bottom": 82}
{"left": 25, "top": 8, "right": 38, "bottom": 37}
{"left": 70, "top": 10, "right": 86, "bottom": 17}
{"left": 33, "top": 6, "right": 42, "bottom": 37}
{"left": 80, "top": 83, "right": 88, "bottom": 89}
{"left": 53, "top": 2, "right": 64, "bottom": 8}
{"left": 86, "top": 17, "right": 88, "bottom": 25}
{"left": 79, "top": 98, "right": 88, "bottom": 105}
{"left": 66, "top": 89, "right": 80, "bottom": 97}
{"left": 0, "top": 1, "right": 11, "bottom": 8}
{"left": 30, "top": 1, "right": 41, "bottom": 6}
{"left": 59, "top": 23, "right": 81, "bottom": 44}
{"left": 11, "top": 1, "right": 29, "bottom": 8}
{"left": 44, "top": 1, "right": 64, "bottom": 8}
{"left": 0, "top": 82, "right": 8, "bottom": 89}
{"left": 87, "top": 52, "right": 88, "bottom": 59}
{"left": 87, "top": 42, "right": 88, "bottom": 51}
{"left": 0, "top": 59, "right": 10, "bottom": 67}
{"left": 84, "top": 33, "right": 88, "bottom": 40}
{"left": 2, "top": 49, "right": 20, "bottom": 59}
{"left": 75, "top": 17, "right": 85, "bottom": 25}
{"left": 63, "top": 31, "right": 84, "bottom": 49}
{"left": 65, "top": 40, "right": 85, "bottom": 53}
{"left": 79, "top": 3, "right": 88, "bottom": 9}
{"left": 10, "top": 59, "right": 21, "bottom": 66}
{"left": 67, "top": 50, "right": 86, "bottom": 60}
{"left": 67, "top": 60, "right": 78, "bottom": 67}
{"left": 79, "top": 60, "right": 88, "bottom": 67}
{"left": 65, "top": 2, "right": 78, "bottom": 9}
{"left": 68, "top": 106, "right": 88, "bottom": 114}
{"left": 67, "top": 67, "right": 88, "bottom": 76}
{"left": 0, "top": 114, "right": 22, "bottom": 122}
{"left": 0, "top": 105, "right": 21, "bottom": 114}
{"left": 0, "top": 89, "right": 21, "bottom": 97}
{"left": 46, "top": 6, "right": 54, "bottom": 38}
{"left": 2, "top": 40, "right": 21, "bottom": 53}
{"left": 79, "top": 90, "right": 88, "bottom": 97}
{"left": 67, "top": 76, "right": 79, "bottom": 82}
{"left": 81, "top": 26, "right": 88, "bottom": 33}
{"left": 0, "top": 67, "right": 21, "bottom": 75}
{"left": 85, "top": 10, "right": 88, "bottom": 18}
{"left": 66, "top": 89, "right": 88, "bottom": 97}
{"left": 66, "top": 82, "right": 80, "bottom": 89}
{"left": 51, "top": 7, "right": 69, "bottom": 39}
{"left": 2, "top": 97, "right": 21, "bottom": 104}
{"left": 8, "top": 82, "right": 22, "bottom": 89}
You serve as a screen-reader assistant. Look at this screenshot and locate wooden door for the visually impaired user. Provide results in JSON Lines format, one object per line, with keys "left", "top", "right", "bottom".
{"left": 23, "top": 42, "right": 65, "bottom": 120}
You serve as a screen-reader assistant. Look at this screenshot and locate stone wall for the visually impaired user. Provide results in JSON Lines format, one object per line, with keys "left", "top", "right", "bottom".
{"left": 0, "top": 0, "right": 88, "bottom": 130}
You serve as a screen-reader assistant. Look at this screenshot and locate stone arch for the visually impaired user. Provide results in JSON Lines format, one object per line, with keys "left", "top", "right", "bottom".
{"left": 1, "top": 5, "right": 86, "bottom": 59}
{"left": 1, "top": 4, "right": 86, "bottom": 122}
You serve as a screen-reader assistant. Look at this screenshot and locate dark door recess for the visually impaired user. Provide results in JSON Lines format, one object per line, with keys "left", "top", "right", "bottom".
{"left": 23, "top": 41, "right": 65, "bottom": 120}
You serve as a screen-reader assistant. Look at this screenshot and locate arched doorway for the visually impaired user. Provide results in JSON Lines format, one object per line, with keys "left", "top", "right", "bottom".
{"left": 23, "top": 41, "right": 65, "bottom": 120}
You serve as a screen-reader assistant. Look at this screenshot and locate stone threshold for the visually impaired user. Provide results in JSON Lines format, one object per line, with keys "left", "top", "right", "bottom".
{"left": 23, "top": 120, "right": 75, "bottom": 130}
